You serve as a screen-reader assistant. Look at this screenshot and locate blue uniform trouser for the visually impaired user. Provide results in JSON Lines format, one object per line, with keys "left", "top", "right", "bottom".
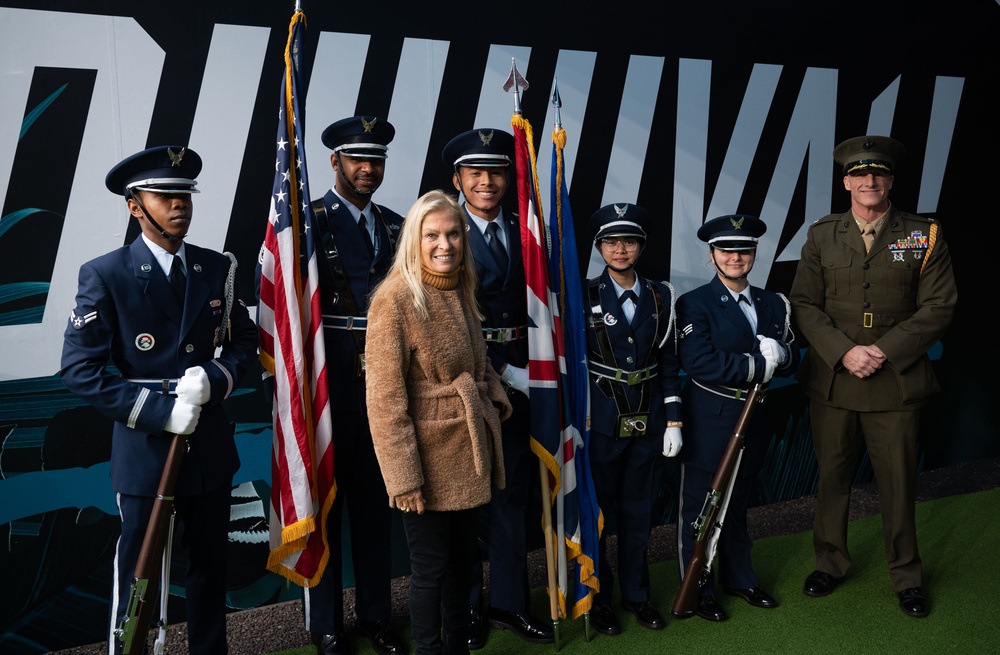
{"left": 111, "top": 483, "right": 231, "bottom": 655}
{"left": 677, "top": 464, "right": 757, "bottom": 596}
{"left": 303, "top": 410, "right": 393, "bottom": 634}
{"left": 469, "top": 392, "right": 533, "bottom": 612}
{"left": 589, "top": 427, "right": 660, "bottom": 605}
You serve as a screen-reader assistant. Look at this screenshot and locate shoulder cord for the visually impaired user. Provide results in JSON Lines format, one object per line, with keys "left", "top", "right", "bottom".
{"left": 657, "top": 280, "right": 677, "bottom": 352}
{"left": 213, "top": 252, "right": 238, "bottom": 347}
{"left": 919, "top": 221, "right": 938, "bottom": 277}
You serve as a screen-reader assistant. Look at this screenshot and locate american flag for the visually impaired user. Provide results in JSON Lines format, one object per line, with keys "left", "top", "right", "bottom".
{"left": 257, "top": 10, "right": 335, "bottom": 587}
{"left": 549, "top": 121, "right": 602, "bottom": 619}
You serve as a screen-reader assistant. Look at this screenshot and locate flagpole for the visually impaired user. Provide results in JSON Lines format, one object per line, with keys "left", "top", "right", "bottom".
{"left": 505, "top": 58, "right": 561, "bottom": 642}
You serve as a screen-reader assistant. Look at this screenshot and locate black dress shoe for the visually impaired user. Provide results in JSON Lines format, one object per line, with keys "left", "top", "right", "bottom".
{"left": 588, "top": 603, "right": 622, "bottom": 635}
{"left": 486, "top": 607, "right": 554, "bottom": 644}
{"left": 356, "top": 619, "right": 407, "bottom": 655}
{"left": 897, "top": 587, "right": 929, "bottom": 618}
{"left": 724, "top": 586, "right": 779, "bottom": 608}
{"left": 621, "top": 600, "right": 665, "bottom": 629}
{"left": 696, "top": 595, "right": 729, "bottom": 622}
{"left": 311, "top": 632, "right": 349, "bottom": 655}
{"left": 803, "top": 570, "right": 844, "bottom": 598}
{"left": 467, "top": 603, "right": 486, "bottom": 650}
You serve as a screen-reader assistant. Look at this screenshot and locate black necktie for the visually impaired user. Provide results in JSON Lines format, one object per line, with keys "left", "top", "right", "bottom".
{"left": 359, "top": 213, "right": 374, "bottom": 258}
{"left": 738, "top": 293, "right": 750, "bottom": 305}
{"left": 486, "top": 221, "right": 508, "bottom": 271}
{"left": 169, "top": 255, "right": 186, "bottom": 302}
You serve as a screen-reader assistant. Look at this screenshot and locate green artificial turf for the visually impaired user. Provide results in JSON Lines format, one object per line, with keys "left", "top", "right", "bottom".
{"left": 268, "top": 488, "right": 1000, "bottom": 655}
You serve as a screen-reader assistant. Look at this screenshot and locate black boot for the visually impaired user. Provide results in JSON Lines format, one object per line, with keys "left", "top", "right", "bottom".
{"left": 444, "top": 630, "right": 471, "bottom": 655}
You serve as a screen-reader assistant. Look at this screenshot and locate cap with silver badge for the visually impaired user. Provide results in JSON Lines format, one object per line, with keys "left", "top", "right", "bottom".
{"left": 105, "top": 146, "right": 201, "bottom": 196}
{"left": 321, "top": 115, "right": 395, "bottom": 159}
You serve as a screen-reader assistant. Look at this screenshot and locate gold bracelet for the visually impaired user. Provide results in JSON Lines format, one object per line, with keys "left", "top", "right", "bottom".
{"left": 667, "top": 421, "right": 683, "bottom": 428}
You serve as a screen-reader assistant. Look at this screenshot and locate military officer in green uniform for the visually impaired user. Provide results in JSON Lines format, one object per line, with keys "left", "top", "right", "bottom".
{"left": 790, "top": 135, "right": 957, "bottom": 618}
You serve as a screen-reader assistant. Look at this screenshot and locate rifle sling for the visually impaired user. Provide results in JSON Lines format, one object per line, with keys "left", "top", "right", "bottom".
{"left": 587, "top": 277, "right": 663, "bottom": 419}
{"left": 309, "top": 198, "right": 398, "bottom": 358}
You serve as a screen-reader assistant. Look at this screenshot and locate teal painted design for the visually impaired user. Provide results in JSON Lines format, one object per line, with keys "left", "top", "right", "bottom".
{"left": 19, "top": 83, "right": 68, "bottom": 140}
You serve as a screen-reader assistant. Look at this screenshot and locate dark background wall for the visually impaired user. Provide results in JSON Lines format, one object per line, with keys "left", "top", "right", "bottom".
{"left": 0, "top": 1, "right": 997, "bottom": 652}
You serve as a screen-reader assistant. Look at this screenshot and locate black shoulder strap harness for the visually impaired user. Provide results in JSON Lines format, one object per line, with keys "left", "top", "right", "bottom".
{"left": 587, "top": 277, "right": 666, "bottom": 432}
{"left": 308, "top": 199, "right": 400, "bottom": 364}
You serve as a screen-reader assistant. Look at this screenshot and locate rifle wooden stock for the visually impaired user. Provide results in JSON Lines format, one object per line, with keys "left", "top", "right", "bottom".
{"left": 672, "top": 384, "right": 763, "bottom": 617}
{"left": 117, "top": 432, "right": 186, "bottom": 654}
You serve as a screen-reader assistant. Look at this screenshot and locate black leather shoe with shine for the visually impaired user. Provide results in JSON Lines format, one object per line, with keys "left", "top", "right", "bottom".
{"left": 355, "top": 619, "right": 407, "bottom": 655}
{"left": 723, "top": 586, "right": 779, "bottom": 608}
{"left": 696, "top": 595, "right": 729, "bottom": 622}
{"left": 486, "top": 607, "right": 554, "bottom": 644}
{"left": 311, "top": 632, "right": 349, "bottom": 655}
{"left": 897, "top": 587, "right": 930, "bottom": 618}
{"left": 803, "top": 570, "right": 844, "bottom": 597}
{"left": 588, "top": 603, "right": 622, "bottom": 635}
{"left": 621, "top": 600, "right": 665, "bottom": 629}
{"left": 467, "top": 603, "right": 486, "bottom": 650}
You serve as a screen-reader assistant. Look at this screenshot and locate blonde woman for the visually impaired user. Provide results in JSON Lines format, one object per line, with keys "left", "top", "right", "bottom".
{"left": 365, "top": 189, "right": 511, "bottom": 655}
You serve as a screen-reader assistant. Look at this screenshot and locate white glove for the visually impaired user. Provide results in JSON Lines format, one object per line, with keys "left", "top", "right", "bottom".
{"left": 756, "top": 335, "right": 787, "bottom": 365}
{"left": 762, "top": 357, "right": 778, "bottom": 384}
{"left": 501, "top": 364, "right": 530, "bottom": 397}
{"left": 165, "top": 400, "right": 201, "bottom": 435}
{"left": 176, "top": 366, "right": 210, "bottom": 405}
{"left": 663, "top": 427, "right": 683, "bottom": 458}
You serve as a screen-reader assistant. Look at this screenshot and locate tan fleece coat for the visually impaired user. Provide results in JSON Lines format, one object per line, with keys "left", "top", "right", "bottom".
{"left": 365, "top": 275, "right": 511, "bottom": 512}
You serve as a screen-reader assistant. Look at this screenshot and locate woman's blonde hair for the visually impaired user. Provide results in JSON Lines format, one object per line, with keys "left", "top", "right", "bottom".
{"left": 381, "top": 189, "right": 481, "bottom": 320}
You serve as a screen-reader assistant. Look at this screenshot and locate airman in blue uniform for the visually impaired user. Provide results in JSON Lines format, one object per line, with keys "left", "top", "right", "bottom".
{"left": 583, "top": 203, "right": 683, "bottom": 636}
{"left": 674, "top": 214, "right": 798, "bottom": 622}
{"left": 60, "top": 146, "right": 258, "bottom": 654}
{"left": 442, "top": 128, "right": 554, "bottom": 649}
{"left": 302, "top": 116, "right": 407, "bottom": 655}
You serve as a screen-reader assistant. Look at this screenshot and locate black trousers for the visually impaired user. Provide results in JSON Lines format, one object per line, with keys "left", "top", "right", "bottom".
{"left": 403, "top": 507, "right": 480, "bottom": 655}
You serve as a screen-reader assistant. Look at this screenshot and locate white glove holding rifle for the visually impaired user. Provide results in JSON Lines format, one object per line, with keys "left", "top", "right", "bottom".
{"left": 176, "top": 366, "right": 210, "bottom": 405}
{"left": 165, "top": 400, "right": 201, "bottom": 435}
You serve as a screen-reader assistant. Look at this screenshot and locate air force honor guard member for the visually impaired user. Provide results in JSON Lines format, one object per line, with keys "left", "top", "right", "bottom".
{"left": 60, "top": 146, "right": 258, "bottom": 655}
{"left": 303, "top": 116, "right": 407, "bottom": 655}
{"left": 674, "top": 215, "right": 798, "bottom": 622}
{"left": 584, "top": 203, "right": 683, "bottom": 636}
{"left": 442, "top": 128, "right": 554, "bottom": 649}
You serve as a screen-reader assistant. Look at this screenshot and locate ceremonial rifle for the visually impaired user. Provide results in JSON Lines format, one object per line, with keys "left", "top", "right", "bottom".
{"left": 672, "top": 383, "right": 764, "bottom": 617}
{"left": 116, "top": 427, "right": 186, "bottom": 654}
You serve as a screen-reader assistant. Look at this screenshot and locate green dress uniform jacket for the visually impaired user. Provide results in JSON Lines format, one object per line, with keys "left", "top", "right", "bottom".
{"left": 790, "top": 206, "right": 957, "bottom": 410}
